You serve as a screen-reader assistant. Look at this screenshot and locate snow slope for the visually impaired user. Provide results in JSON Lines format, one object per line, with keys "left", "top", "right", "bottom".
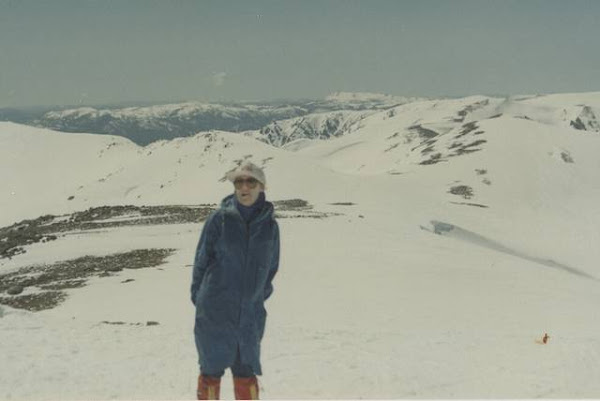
{"left": 1, "top": 92, "right": 600, "bottom": 399}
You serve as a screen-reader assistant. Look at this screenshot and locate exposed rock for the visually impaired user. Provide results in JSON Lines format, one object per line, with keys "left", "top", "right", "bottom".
{"left": 570, "top": 106, "right": 599, "bottom": 132}
{"left": 0, "top": 291, "right": 66, "bottom": 312}
{"left": 7, "top": 285, "right": 24, "bottom": 295}
{"left": 0, "top": 204, "right": 214, "bottom": 260}
{"left": 0, "top": 248, "right": 175, "bottom": 312}
{"left": 258, "top": 111, "right": 368, "bottom": 147}
{"left": 570, "top": 118, "right": 586, "bottom": 130}
{"left": 420, "top": 153, "right": 444, "bottom": 165}
{"left": 561, "top": 151, "right": 575, "bottom": 163}
{"left": 408, "top": 124, "right": 439, "bottom": 139}
{"left": 449, "top": 185, "right": 474, "bottom": 199}
{"left": 1, "top": 200, "right": 333, "bottom": 260}
{"left": 454, "top": 99, "right": 490, "bottom": 122}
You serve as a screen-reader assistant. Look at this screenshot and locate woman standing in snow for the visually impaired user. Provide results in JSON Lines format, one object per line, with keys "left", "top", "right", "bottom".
{"left": 191, "top": 161, "right": 280, "bottom": 400}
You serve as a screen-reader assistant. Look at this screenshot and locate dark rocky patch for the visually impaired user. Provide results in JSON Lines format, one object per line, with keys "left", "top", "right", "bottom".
{"left": 570, "top": 106, "right": 600, "bottom": 132}
{"left": 450, "top": 140, "right": 487, "bottom": 156}
{"left": 39, "top": 279, "right": 87, "bottom": 290}
{"left": 273, "top": 199, "right": 309, "bottom": 210}
{"left": 384, "top": 143, "right": 400, "bottom": 152}
{"left": 453, "top": 99, "right": 490, "bottom": 122}
{"left": 408, "top": 124, "right": 439, "bottom": 139}
{"left": 461, "top": 139, "right": 487, "bottom": 148}
{"left": 0, "top": 248, "right": 175, "bottom": 312}
{"left": 413, "top": 121, "right": 487, "bottom": 165}
{"left": 2, "top": 200, "right": 323, "bottom": 260}
{"left": 0, "top": 291, "right": 67, "bottom": 312}
{"left": 7, "top": 285, "right": 24, "bottom": 295}
{"left": 273, "top": 199, "right": 340, "bottom": 219}
{"left": 421, "top": 146, "right": 435, "bottom": 155}
{"left": 0, "top": 205, "right": 214, "bottom": 260}
{"left": 454, "top": 122, "right": 479, "bottom": 139}
{"left": 449, "top": 185, "right": 474, "bottom": 199}
{"left": 561, "top": 152, "right": 574, "bottom": 163}
{"left": 570, "top": 118, "right": 586, "bottom": 131}
{"left": 454, "top": 148, "right": 482, "bottom": 155}
{"left": 420, "top": 153, "right": 445, "bottom": 165}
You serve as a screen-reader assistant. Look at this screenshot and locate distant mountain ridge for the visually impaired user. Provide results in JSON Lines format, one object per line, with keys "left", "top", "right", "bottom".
{"left": 1, "top": 93, "right": 419, "bottom": 146}
{"left": 34, "top": 102, "right": 308, "bottom": 146}
{"left": 2, "top": 92, "right": 598, "bottom": 148}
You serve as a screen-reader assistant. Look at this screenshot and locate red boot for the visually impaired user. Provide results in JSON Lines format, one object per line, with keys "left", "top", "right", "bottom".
{"left": 197, "top": 375, "right": 221, "bottom": 400}
{"left": 233, "top": 376, "right": 259, "bottom": 400}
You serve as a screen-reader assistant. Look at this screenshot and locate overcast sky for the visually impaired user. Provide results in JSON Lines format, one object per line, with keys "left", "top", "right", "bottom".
{"left": 1, "top": 0, "right": 599, "bottom": 108}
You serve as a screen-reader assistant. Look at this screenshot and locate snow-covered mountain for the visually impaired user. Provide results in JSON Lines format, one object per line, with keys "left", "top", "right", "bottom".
{"left": 1, "top": 91, "right": 600, "bottom": 399}
{"left": 254, "top": 110, "right": 371, "bottom": 147}
{"left": 10, "top": 93, "right": 416, "bottom": 146}
{"left": 33, "top": 102, "right": 308, "bottom": 146}
{"left": 323, "top": 91, "right": 424, "bottom": 109}
{"left": 19, "top": 91, "right": 599, "bottom": 152}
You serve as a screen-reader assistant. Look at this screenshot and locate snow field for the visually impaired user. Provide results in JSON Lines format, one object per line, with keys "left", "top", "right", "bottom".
{"left": 2, "top": 92, "right": 600, "bottom": 398}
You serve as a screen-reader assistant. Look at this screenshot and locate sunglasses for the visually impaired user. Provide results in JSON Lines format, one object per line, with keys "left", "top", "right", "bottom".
{"left": 234, "top": 177, "right": 259, "bottom": 189}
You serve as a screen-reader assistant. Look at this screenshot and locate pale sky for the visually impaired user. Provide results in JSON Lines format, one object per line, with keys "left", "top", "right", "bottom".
{"left": 1, "top": 0, "right": 599, "bottom": 108}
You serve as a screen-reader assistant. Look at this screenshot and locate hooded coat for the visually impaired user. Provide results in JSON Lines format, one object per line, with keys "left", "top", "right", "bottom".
{"left": 191, "top": 194, "right": 280, "bottom": 375}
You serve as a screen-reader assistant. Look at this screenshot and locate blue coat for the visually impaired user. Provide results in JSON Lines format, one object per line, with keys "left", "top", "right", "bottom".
{"left": 191, "top": 194, "right": 280, "bottom": 375}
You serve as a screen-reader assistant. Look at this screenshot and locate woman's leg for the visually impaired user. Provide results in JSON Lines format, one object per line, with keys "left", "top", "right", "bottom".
{"left": 231, "top": 349, "right": 258, "bottom": 399}
{"left": 197, "top": 369, "right": 224, "bottom": 400}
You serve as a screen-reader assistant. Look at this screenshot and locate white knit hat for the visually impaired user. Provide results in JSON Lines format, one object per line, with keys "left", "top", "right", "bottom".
{"left": 225, "top": 161, "right": 266, "bottom": 187}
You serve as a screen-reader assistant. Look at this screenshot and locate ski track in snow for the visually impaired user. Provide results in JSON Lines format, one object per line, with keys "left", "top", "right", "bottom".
{"left": 425, "top": 220, "right": 598, "bottom": 281}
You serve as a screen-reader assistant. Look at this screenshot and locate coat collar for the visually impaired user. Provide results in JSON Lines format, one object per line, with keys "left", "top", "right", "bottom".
{"left": 221, "top": 194, "right": 274, "bottom": 225}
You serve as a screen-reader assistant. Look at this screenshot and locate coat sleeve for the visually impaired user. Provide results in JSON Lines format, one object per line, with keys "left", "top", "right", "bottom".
{"left": 190, "top": 212, "right": 219, "bottom": 305}
{"left": 264, "top": 220, "right": 280, "bottom": 301}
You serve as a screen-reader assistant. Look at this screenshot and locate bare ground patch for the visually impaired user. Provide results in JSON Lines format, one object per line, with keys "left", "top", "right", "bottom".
{"left": 0, "top": 248, "right": 175, "bottom": 312}
{"left": 1, "top": 200, "right": 333, "bottom": 260}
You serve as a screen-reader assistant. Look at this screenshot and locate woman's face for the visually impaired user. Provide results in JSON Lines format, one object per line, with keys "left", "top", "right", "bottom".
{"left": 234, "top": 175, "right": 263, "bottom": 206}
